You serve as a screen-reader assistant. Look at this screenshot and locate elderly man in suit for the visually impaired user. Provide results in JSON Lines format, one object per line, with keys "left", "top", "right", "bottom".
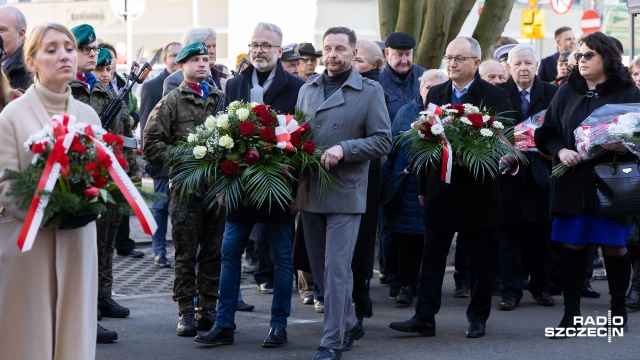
{"left": 296, "top": 27, "right": 392, "bottom": 360}
{"left": 139, "top": 41, "right": 182, "bottom": 268}
{"left": 494, "top": 44, "right": 558, "bottom": 312}
{"left": 389, "top": 37, "right": 513, "bottom": 339}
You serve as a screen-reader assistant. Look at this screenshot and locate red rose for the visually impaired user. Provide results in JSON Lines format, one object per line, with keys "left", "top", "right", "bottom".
{"left": 98, "top": 153, "right": 112, "bottom": 168}
{"left": 221, "top": 160, "right": 240, "bottom": 176}
{"left": 60, "top": 164, "right": 71, "bottom": 179}
{"left": 55, "top": 152, "right": 70, "bottom": 166}
{"left": 259, "top": 113, "right": 276, "bottom": 126}
{"left": 259, "top": 127, "right": 276, "bottom": 142}
{"left": 31, "top": 141, "right": 48, "bottom": 154}
{"left": 467, "top": 113, "right": 484, "bottom": 129}
{"left": 84, "top": 187, "right": 99, "bottom": 197}
{"left": 419, "top": 122, "right": 433, "bottom": 139}
{"left": 70, "top": 142, "right": 86, "bottom": 154}
{"left": 302, "top": 140, "right": 316, "bottom": 154}
{"left": 252, "top": 104, "right": 269, "bottom": 114}
{"left": 102, "top": 132, "right": 116, "bottom": 144}
{"left": 238, "top": 121, "right": 256, "bottom": 137}
{"left": 290, "top": 132, "right": 303, "bottom": 148}
{"left": 244, "top": 150, "right": 260, "bottom": 165}
{"left": 487, "top": 116, "right": 495, "bottom": 126}
{"left": 84, "top": 162, "right": 99, "bottom": 176}
{"left": 450, "top": 104, "right": 465, "bottom": 118}
{"left": 299, "top": 122, "right": 311, "bottom": 133}
{"left": 93, "top": 176, "right": 108, "bottom": 188}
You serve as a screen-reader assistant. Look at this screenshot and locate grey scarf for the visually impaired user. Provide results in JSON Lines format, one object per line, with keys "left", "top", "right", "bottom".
{"left": 250, "top": 67, "right": 276, "bottom": 103}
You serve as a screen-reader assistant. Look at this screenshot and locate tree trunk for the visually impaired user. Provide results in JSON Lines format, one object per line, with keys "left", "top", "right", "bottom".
{"left": 416, "top": 0, "right": 456, "bottom": 69}
{"left": 472, "top": 0, "right": 515, "bottom": 57}
{"left": 395, "top": 0, "right": 425, "bottom": 41}
{"left": 379, "top": 0, "right": 400, "bottom": 41}
{"left": 445, "top": 0, "right": 476, "bottom": 46}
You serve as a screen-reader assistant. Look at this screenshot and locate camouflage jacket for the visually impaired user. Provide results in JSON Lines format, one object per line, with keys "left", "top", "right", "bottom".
{"left": 143, "top": 81, "right": 221, "bottom": 167}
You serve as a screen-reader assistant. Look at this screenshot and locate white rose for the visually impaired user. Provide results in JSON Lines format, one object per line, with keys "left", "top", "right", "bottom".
{"left": 218, "top": 135, "right": 234, "bottom": 149}
{"left": 193, "top": 145, "right": 207, "bottom": 159}
{"left": 431, "top": 124, "right": 444, "bottom": 135}
{"left": 187, "top": 133, "right": 197, "bottom": 143}
{"left": 205, "top": 115, "right": 216, "bottom": 130}
{"left": 492, "top": 121, "right": 504, "bottom": 130}
{"left": 216, "top": 114, "right": 230, "bottom": 129}
{"left": 480, "top": 128, "right": 493, "bottom": 137}
{"left": 482, "top": 115, "right": 491, "bottom": 123}
{"left": 236, "top": 108, "right": 250, "bottom": 120}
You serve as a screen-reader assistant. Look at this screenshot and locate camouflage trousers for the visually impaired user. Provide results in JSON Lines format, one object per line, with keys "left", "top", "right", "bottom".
{"left": 170, "top": 192, "right": 224, "bottom": 312}
{"left": 97, "top": 208, "right": 123, "bottom": 300}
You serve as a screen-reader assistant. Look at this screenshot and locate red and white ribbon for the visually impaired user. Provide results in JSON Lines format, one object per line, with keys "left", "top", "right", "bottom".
{"left": 427, "top": 104, "right": 452, "bottom": 184}
{"left": 275, "top": 114, "right": 301, "bottom": 151}
{"left": 17, "top": 113, "right": 157, "bottom": 252}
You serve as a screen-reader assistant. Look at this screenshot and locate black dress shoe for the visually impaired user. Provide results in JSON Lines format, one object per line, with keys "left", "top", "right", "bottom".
{"left": 314, "top": 346, "right": 342, "bottom": 360}
{"left": 465, "top": 322, "right": 486, "bottom": 338}
{"left": 97, "top": 323, "right": 118, "bottom": 344}
{"left": 341, "top": 320, "right": 364, "bottom": 351}
{"left": 117, "top": 248, "right": 145, "bottom": 258}
{"left": 177, "top": 310, "right": 197, "bottom": 337}
{"left": 196, "top": 308, "right": 217, "bottom": 331}
{"left": 533, "top": 292, "right": 555, "bottom": 307}
{"left": 389, "top": 317, "right": 435, "bottom": 336}
{"left": 98, "top": 297, "right": 130, "bottom": 318}
{"left": 236, "top": 301, "right": 255, "bottom": 312}
{"left": 194, "top": 326, "right": 234, "bottom": 346}
{"left": 396, "top": 286, "right": 414, "bottom": 305}
{"left": 582, "top": 286, "right": 601, "bottom": 298}
{"left": 263, "top": 327, "right": 287, "bottom": 348}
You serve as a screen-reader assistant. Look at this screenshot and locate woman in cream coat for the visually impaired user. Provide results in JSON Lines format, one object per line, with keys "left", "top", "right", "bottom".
{"left": 0, "top": 23, "right": 101, "bottom": 359}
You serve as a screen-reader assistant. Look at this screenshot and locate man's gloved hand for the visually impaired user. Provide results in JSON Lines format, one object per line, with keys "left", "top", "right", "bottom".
{"left": 145, "top": 163, "right": 162, "bottom": 177}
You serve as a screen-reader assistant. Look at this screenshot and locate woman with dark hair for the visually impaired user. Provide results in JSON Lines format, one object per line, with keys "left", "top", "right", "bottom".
{"left": 535, "top": 31, "right": 640, "bottom": 335}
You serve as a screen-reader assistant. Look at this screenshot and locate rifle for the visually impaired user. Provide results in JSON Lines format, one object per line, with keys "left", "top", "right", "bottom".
{"left": 100, "top": 47, "right": 162, "bottom": 137}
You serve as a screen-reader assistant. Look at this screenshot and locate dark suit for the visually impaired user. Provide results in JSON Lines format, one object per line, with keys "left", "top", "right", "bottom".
{"left": 140, "top": 68, "right": 170, "bottom": 148}
{"left": 495, "top": 76, "right": 558, "bottom": 302}
{"left": 414, "top": 72, "right": 513, "bottom": 324}
{"left": 537, "top": 52, "right": 559, "bottom": 83}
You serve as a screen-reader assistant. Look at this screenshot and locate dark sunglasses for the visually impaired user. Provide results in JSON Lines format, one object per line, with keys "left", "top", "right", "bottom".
{"left": 574, "top": 51, "right": 596, "bottom": 62}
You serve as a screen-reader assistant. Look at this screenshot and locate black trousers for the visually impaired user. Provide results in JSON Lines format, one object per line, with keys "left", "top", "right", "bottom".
{"left": 414, "top": 227, "right": 493, "bottom": 323}
{"left": 497, "top": 223, "right": 551, "bottom": 301}
{"left": 396, "top": 233, "right": 423, "bottom": 288}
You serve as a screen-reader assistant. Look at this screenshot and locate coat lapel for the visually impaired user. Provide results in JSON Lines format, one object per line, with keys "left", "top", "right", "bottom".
{"left": 316, "top": 68, "right": 362, "bottom": 112}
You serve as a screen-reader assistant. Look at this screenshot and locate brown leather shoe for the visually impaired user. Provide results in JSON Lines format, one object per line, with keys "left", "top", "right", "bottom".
{"left": 533, "top": 292, "right": 555, "bottom": 307}
{"left": 498, "top": 297, "right": 518, "bottom": 311}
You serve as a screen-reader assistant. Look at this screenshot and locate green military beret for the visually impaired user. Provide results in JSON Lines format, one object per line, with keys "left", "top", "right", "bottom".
{"left": 71, "top": 24, "right": 96, "bottom": 47}
{"left": 97, "top": 49, "right": 112, "bottom": 66}
{"left": 175, "top": 41, "right": 208, "bottom": 64}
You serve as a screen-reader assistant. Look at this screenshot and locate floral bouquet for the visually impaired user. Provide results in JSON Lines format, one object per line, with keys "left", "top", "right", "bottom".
{"left": 552, "top": 103, "right": 640, "bottom": 177}
{"left": 4, "top": 113, "right": 157, "bottom": 252}
{"left": 399, "top": 103, "right": 521, "bottom": 181}
{"left": 166, "top": 101, "right": 331, "bottom": 211}
{"left": 514, "top": 110, "right": 546, "bottom": 152}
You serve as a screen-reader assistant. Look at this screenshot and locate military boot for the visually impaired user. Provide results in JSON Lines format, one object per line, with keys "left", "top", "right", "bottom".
{"left": 98, "top": 297, "right": 130, "bottom": 318}
{"left": 195, "top": 308, "right": 217, "bottom": 331}
{"left": 177, "top": 310, "right": 197, "bottom": 337}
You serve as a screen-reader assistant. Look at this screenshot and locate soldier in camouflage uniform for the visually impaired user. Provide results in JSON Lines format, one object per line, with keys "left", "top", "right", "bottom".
{"left": 143, "top": 41, "right": 224, "bottom": 337}
{"left": 69, "top": 25, "right": 130, "bottom": 341}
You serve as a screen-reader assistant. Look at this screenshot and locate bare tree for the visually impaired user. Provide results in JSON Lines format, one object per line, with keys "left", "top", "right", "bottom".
{"left": 379, "top": 0, "right": 514, "bottom": 68}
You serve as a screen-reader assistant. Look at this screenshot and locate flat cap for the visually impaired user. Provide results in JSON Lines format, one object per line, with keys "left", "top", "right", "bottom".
{"left": 96, "top": 48, "right": 112, "bottom": 66}
{"left": 71, "top": 24, "right": 96, "bottom": 47}
{"left": 175, "top": 41, "right": 208, "bottom": 63}
{"left": 384, "top": 32, "right": 416, "bottom": 49}
{"left": 298, "top": 42, "right": 321, "bottom": 58}
{"left": 494, "top": 44, "right": 517, "bottom": 63}
{"left": 281, "top": 43, "right": 305, "bottom": 61}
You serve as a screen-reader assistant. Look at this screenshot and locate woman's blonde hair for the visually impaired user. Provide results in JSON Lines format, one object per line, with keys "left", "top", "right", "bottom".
{"left": 24, "top": 23, "right": 76, "bottom": 81}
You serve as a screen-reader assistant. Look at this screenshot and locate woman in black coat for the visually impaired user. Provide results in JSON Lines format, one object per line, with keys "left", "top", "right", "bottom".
{"left": 535, "top": 32, "right": 640, "bottom": 334}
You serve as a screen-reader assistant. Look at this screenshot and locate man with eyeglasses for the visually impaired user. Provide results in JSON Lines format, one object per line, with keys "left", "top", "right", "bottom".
{"left": 195, "top": 22, "right": 303, "bottom": 349}
{"left": 0, "top": 5, "right": 32, "bottom": 91}
{"left": 389, "top": 37, "right": 512, "bottom": 339}
{"left": 69, "top": 23, "right": 129, "bottom": 344}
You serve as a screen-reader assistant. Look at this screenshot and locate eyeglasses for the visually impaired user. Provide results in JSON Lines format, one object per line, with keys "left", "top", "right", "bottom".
{"left": 0, "top": 49, "right": 5, "bottom": 62}
{"left": 248, "top": 43, "right": 280, "bottom": 53}
{"left": 79, "top": 46, "right": 101, "bottom": 55}
{"left": 574, "top": 51, "right": 596, "bottom": 62}
{"left": 443, "top": 55, "right": 477, "bottom": 64}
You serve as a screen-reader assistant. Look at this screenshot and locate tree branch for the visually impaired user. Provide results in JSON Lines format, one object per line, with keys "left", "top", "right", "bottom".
{"left": 472, "top": 0, "right": 515, "bottom": 57}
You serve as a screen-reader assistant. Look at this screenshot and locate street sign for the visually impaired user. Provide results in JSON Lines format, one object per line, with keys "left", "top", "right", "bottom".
{"left": 580, "top": 10, "right": 601, "bottom": 34}
{"left": 550, "top": 0, "right": 572, "bottom": 15}
{"left": 522, "top": 9, "right": 545, "bottom": 39}
{"left": 529, "top": 0, "right": 537, "bottom": 9}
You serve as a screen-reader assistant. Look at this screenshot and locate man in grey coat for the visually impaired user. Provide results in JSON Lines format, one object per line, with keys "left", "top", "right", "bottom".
{"left": 296, "top": 26, "right": 392, "bottom": 360}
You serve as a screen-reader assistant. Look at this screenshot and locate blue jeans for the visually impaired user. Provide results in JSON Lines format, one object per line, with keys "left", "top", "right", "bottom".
{"left": 151, "top": 176, "right": 170, "bottom": 257}
{"left": 216, "top": 221, "right": 293, "bottom": 329}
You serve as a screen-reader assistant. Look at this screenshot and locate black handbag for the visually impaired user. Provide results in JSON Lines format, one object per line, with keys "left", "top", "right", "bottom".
{"left": 381, "top": 170, "right": 409, "bottom": 211}
{"left": 594, "top": 154, "right": 640, "bottom": 217}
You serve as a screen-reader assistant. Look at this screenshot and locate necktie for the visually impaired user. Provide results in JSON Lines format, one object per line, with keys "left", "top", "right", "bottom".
{"left": 520, "top": 90, "right": 529, "bottom": 117}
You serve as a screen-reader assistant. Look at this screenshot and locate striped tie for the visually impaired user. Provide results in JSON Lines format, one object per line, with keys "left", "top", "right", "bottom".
{"left": 520, "top": 90, "right": 529, "bottom": 117}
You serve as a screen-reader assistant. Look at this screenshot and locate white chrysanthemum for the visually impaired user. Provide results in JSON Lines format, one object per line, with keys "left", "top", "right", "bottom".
{"left": 229, "top": 100, "right": 240, "bottom": 108}
{"left": 431, "top": 124, "right": 444, "bottom": 135}
{"left": 193, "top": 145, "right": 207, "bottom": 159}
{"left": 204, "top": 115, "right": 216, "bottom": 130}
{"left": 464, "top": 104, "right": 479, "bottom": 113}
{"left": 492, "top": 121, "right": 504, "bottom": 130}
{"left": 216, "top": 114, "right": 230, "bottom": 129}
{"left": 187, "top": 133, "right": 197, "bottom": 143}
{"left": 236, "top": 108, "right": 250, "bottom": 120}
{"left": 218, "top": 135, "right": 234, "bottom": 149}
{"left": 480, "top": 128, "right": 493, "bottom": 137}
{"left": 618, "top": 113, "right": 639, "bottom": 128}
{"left": 250, "top": 102, "right": 260, "bottom": 108}
{"left": 608, "top": 123, "right": 633, "bottom": 135}
{"left": 460, "top": 117, "right": 472, "bottom": 126}
{"left": 482, "top": 115, "right": 491, "bottom": 123}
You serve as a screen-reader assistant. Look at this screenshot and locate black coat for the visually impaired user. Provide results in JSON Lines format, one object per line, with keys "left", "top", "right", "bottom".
{"left": 497, "top": 76, "right": 558, "bottom": 223}
{"left": 534, "top": 71, "right": 640, "bottom": 223}
{"left": 418, "top": 72, "right": 513, "bottom": 232}
{"left": 224, "top": 60, "right": 304, "bottom": 114}
{"left": 3, "top": 44, "right": 33, "bottom": 92}
{"left": 538, "top": 52, "right": 559, "bottom": 83}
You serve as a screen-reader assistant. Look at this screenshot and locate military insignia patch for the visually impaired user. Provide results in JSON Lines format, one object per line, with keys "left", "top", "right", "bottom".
{"left": 198, "top": 44, "right": 206, "bottom": 54}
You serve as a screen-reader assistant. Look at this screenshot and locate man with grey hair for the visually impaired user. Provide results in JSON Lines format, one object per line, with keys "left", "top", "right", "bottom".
{"left": 494, "top": 43, "right": 558, "bottom": 312}
{"left": 163, "top": 27, "right": 222, "bottom": 96}
{"left": 0, "top": 5, "right": 32, "bottom": 91}
{"left": 389, "top": 37, "right": 512, "bottom": 339}
{"left": 479, "top": 60, "right": 506, "bottom": 85}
